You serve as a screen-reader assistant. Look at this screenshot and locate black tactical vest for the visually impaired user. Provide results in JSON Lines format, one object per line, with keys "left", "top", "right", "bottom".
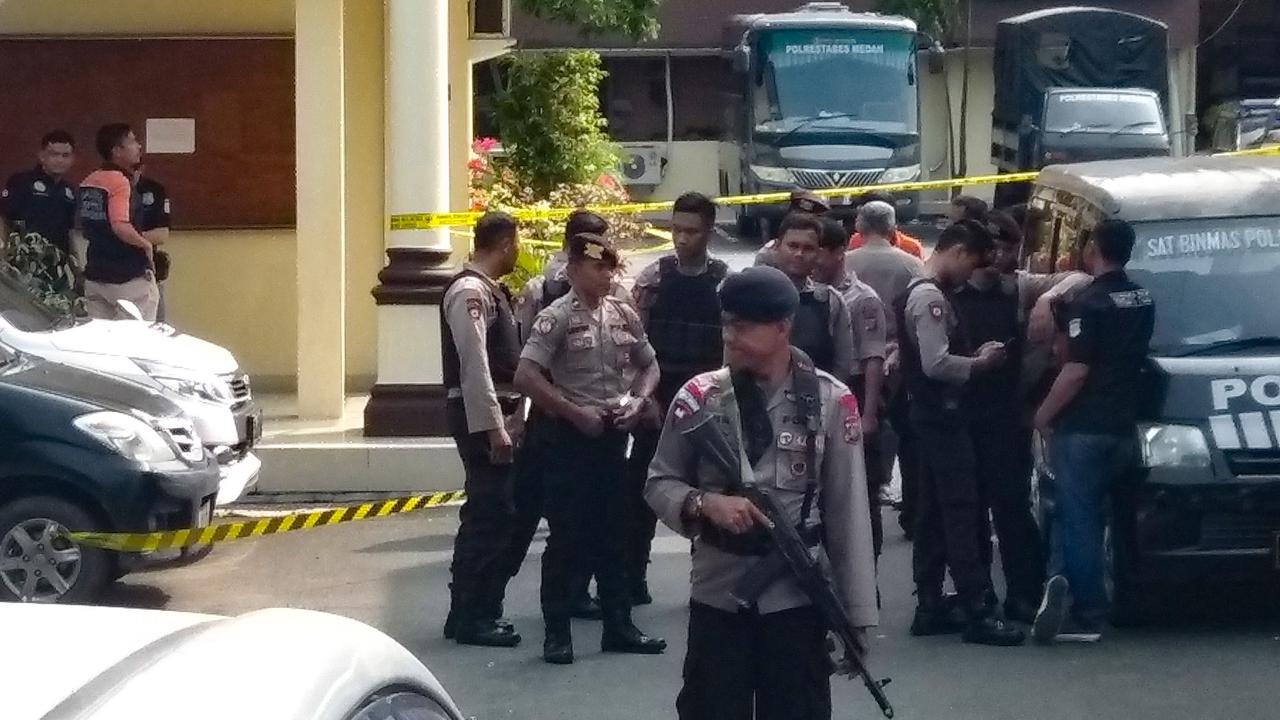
{"left": 649, "top": 256, "right": 729, "bottom": 405}
{"left": 791, "top": 286, "right": 836, "bottom": 374}
{"left": 951, "top": 278, "right": 1022, "bottom": 417}
{"left": 440, "top": 268, "right": 521, "bottom": 394}
{"left": 895, "top": 278, "right": 967, "bottom": 415}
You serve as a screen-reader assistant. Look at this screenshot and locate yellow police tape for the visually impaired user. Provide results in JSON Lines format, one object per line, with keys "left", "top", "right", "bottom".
{"left": 393, "top": 171, "right": 1041, "bottom": 231}
{"left": 395, "top": 145, "right": 1280, "bottom": 232}
{"left": 68, "top": 490, "right": 468, "bottom": 553}
{"left": 452, "top": 226, "right": 675, "bottom": 255}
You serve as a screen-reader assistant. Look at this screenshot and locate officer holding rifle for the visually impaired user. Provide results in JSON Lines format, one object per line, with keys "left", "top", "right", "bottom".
{"left": 645, "top": 265, "right": 880, "bottom": 720}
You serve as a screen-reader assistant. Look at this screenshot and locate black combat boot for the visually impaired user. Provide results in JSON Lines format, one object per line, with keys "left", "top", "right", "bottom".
{"left": 910, "top": 594, "right": 966, "bottom": 636}
{"left": 602, "top": 611, "right": 667, "bottom": 655}
{"left": 455, "top": 618, "right": 522, "bottom": 648}
{"left": 962, "top": 607, "right": 1026, "bottom": 647}
{"left": 543, "top": 626, "right": 575, "bottom": 665}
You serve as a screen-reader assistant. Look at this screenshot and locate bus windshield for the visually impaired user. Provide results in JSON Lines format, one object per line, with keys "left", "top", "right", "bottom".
{"left": 752, "top": 29, "right": 918, "bottom": 136}
{"left": 1127, "top": 216, "right": 1280, "bottom": 354}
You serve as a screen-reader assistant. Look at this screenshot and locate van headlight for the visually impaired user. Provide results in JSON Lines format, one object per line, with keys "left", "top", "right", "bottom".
{"left": 749, "top": 164, "right": 793, "bottom": 184}
{"left": 74, "top": 411, "right": 178, "bottom": 463}
{"left": 134, "top": 359, "right": 232, "bottom": 403}
{"left": 1138, "top": 423, "right": 1211, "bottom": 468}
{"left": 879, "top": 164, "right": 921, "bottom": 184}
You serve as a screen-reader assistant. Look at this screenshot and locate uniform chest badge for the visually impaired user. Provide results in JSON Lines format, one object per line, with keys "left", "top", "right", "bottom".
{"left": 1068, "top": 318, "right": 1082, "bottom": 338}
{"left": 32, "top": 180, "right": 47, "bottom": 193}
{"left": 64, "top": 187, "right": 75, "bottom": 200}
{"left": 142, "top": 192, "right": 155, "bottom": 206}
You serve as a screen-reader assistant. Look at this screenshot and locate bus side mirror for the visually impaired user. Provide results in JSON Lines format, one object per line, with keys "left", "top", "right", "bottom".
{"left": 733, "top": 45, "right": 751, "bottom": 75}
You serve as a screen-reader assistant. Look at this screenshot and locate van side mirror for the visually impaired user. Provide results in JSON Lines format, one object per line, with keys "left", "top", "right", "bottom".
{"left": 733, "top": 44, "right": 750, "bottom": 75}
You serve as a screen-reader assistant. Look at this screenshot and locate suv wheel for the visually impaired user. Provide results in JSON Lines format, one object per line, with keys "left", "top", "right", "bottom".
{"left": 0, "top": 497, "right": 115, "bottom": 603}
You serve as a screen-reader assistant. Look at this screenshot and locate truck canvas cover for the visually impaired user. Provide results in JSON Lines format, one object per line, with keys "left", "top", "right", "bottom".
{"left": 993, "top": 7, "right": 1168, "bottom": 126}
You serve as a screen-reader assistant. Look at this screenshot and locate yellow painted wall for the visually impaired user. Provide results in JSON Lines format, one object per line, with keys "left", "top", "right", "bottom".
{"left": 0, "top": 0, "right": 294, "bottom": 34}
{"left": 918, "top": 49, "right": 997, "bottom": 207}
{"left": 163, "top": 230, "right": 298, "bottom": 389}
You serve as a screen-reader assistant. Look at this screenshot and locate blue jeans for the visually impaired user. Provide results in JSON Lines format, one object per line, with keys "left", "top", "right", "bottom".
{"left": 1047, "top": 432, "right": 1137, "bottom": 624}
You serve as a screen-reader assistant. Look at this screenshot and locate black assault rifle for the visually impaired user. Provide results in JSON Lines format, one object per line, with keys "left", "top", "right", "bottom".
{"left": 681, "top": 409, "right": 895, "bottom": 718}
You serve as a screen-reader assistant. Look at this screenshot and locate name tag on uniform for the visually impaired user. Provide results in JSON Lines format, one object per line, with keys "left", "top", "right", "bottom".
{"left": 569, "top": 335, "right": 597, "bottom": 351}
{"left": 776, "top": 431, "right": 810, "bottom": 451}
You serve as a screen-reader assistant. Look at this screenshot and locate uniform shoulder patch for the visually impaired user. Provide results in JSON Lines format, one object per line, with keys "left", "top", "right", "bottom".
{"left": 839, "top": 392, "right": 861, "bottom": 444}
{"left": 928, "top": 302, "right": 944, "bottom": 320}
{"left": 673, "top": 374, "right": 717, "bottom": 420}
{"left": 534, "top": 315, "right": 557, "bottom": 336}
{"left": 465, "top": 297, "right": 483, "bottom": 320}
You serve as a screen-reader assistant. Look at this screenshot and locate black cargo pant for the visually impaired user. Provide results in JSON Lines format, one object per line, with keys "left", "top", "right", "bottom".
{"left": 677, "top": 601, "right": 832, "bottom": 720}
{"left": 969, "top": 412, "right": 1044, "bottom": 608}
{"left": 447, "top": 399, "right": 517, "bottom": 624}
{"left": 541, "top": 418, "right": 631, "bottom": 633}
{"left": 497, "top": 410, "right": 593, "bottom": 602}
{"left": 625, "top": 427, "right": 661, "bottom": 588}
{"left": 851, "top": 375, "right": 886, "bottom": 558}
{"left": 888, "top": 388, "right": 919, "bottom": 536}
{"left": 910, "top": 406, "right": 991, "bottom": 614}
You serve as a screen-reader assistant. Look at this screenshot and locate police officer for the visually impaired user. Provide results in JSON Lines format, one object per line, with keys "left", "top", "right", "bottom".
{"left": 950, "top": 211, "right": 1089, "bottom": 622}
{"left": 440, "top": 212, "right": 525, "bottom": 648}
{"left": 133, "top": 168, "right": 172, "bottom": 322}
{"left": 515, "top": 232, "right": 667, "bottom": 664}
{"left": 646, "top": 265, "right": 877, "bottom": 720}
{"left": 813, "top": 216, "right": 889, "bottom": 557}
{"left": 627, "top": 191, "right": 728, "bottom": 604}
{"left": 753, "top": 190, "right": 829, "bottom": 267}
{"left": 765, "top": 212, "right": 856, "bottom": 380}
{"left": 1, "top": 130, "right": 78, "bottom": 292}
{"left": 1031, "top": 219, "right": 1154, "bottom": 645}
{"left": 506, "top": 209, "right": 621, "bottom": 621}
{"left": 897, "top": 220, "right": 1025, "bottom": 646}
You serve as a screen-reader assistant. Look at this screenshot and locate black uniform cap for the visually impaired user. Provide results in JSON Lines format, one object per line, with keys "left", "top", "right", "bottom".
{"left": 567, "top": 231, "right": 620, "bottom": 266}
{"left": 719, "top": 266, "right": 800, "bottom": 323}
{"left": 789, "top": 190, "right": 830, "bottom": 215}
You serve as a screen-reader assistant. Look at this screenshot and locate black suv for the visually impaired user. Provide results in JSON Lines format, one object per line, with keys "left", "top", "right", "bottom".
{"left": 0, "top": 342, "right": 219, "bottom": 603}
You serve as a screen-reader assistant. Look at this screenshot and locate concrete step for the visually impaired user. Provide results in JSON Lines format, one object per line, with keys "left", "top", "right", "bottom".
{"left": 255, "top": 434, "right": 464, "bottom": 494}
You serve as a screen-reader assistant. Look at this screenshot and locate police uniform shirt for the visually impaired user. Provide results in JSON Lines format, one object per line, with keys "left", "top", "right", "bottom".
{"left": 645, "top": 368, "right": 878, "bottom": 627}
{"left": 831, "top": 271, "right": 888, "bottom": 374}
{"left": 520, "top": 289, "right": 656, "bottom": 408}
{"left": 0, "top": 166, "right": 76, "bottom": 254}
{"left": 903, "top": 282, "right": 975, "bottom": 384}
{"left": 442, "top": 264, "right": 519, "bottom": 433}
{"left": 134, "top": 176, "right": 171, "bottom": 232}
{"left": 1056, "top": 270, "right": 1155, "bottom": 436}
{"left": 516, "top": 251, "right": 631, "bottom": 343}
{"left": 797, "top": 278, "right": 858, "bottom": 382}
{"left": 846, "top": 242, "right": 924, "bottom": 341}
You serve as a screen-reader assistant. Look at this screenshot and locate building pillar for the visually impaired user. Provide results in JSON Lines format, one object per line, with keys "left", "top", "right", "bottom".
{"left": 296, "top": 0, "right": 347, "bottom": 420}
{"left": 364, "top": 0, "right": 455, "bottom": 436}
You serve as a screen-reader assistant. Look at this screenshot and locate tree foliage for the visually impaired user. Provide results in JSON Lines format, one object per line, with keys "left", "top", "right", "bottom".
{"left": 517, "top": 0, "right": 662, "bottom": 40}
{"left": 493, "top": 51, "right": 620, "bottom": 194}
{"left": 875, "top": 0, "right": 959, "bottom": 40}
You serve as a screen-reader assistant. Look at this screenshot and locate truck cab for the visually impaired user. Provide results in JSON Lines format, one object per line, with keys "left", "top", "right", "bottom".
{"left": 991, "top": 7, "right": 1173, "bottom": 207}
{"left": 1029, "top": 155, "right": 1280, "bottom": 617}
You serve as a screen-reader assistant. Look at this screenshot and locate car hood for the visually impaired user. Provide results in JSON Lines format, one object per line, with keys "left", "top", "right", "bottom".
{"left": 47, "top": 320, "right": 238, "bottom": 375}
{"left": 1150, "top": 354, "right": 1280, "bottom": 450}
{"left": 0, "top": 353, "right": 181, "bottom": 418}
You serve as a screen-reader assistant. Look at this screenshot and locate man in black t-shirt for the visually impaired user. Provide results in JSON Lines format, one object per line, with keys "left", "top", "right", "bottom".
{"left": 1032, "top": 219, "right": 1155, "bottom": 645}
{"left": 134, "top": 169, "right": 172, "bottom": 321}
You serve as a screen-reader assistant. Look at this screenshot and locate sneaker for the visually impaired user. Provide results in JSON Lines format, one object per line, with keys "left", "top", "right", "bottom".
{"left": 1056, "top": 618, "right": 1103, "bottom": 643}
{"left": 1032, "top": 575, "right": 1070, "bottom": 645}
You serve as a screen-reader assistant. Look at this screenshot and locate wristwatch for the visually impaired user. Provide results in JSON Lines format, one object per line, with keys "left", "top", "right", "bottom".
{"left": 682, "top": 490, "right": 705, "bottom": 521}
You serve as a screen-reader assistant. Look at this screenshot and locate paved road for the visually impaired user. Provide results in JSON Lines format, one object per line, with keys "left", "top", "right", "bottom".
{"left": 109, "top": 504, "right": 1280, "bottom": 720}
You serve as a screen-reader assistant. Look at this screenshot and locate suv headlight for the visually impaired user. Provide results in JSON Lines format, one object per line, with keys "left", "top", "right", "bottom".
{"left": 134, "top": 359, "right": 232, "bottom": 403}
{"left": 879, "top": 164, "right": 921, "bottom": 184}
{"left": 74, "top": 411, "right": 177, "bottom": 463}
{"left": 749, "top": 164, "right": 792, "bottom": 184}
{"left": 1138, "top": 423, "right": 1211, "bottom": 468}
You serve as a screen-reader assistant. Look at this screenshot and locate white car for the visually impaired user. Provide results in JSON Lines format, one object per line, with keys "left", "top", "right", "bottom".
{"left": 0, "top": 272, "right": 262, "bottom": 506}
{"left": 4, "top": 604, "right": 466, "bottom": 720}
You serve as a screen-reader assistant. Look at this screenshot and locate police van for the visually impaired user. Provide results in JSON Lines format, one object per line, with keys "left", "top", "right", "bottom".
{"left": 1028, "top": 155, "right": 1280, "bottom": 618}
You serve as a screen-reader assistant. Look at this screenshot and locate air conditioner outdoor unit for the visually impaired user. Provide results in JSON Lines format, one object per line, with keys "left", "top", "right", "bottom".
{"left": 619, "top": 144, "right": 666, "bottom": 186}
{"left": 471, "top": 0, "right": 511, "bottom": 38}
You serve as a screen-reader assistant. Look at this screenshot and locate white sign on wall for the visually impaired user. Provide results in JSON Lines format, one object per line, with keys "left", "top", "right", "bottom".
{"left": 145, "top": 118, "right": 196, "bottom": 154}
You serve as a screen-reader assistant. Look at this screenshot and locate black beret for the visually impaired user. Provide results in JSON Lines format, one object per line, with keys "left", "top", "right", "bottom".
{"left": 567, "top": 232, "right": 620, "bottom": 266}
{"left": 719, "top": 266, "right": 799, "bottom": 322}
{"left": 789, "top": 189, "right": 830, "bottom": 215}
